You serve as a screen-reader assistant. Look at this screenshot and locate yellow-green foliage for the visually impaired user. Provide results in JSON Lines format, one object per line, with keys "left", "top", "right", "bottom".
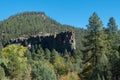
{"left": 45, "top": 61, "right": 55, "bottom": 72}
{"left": 83, "top": 62, "right": 92, "bottom": 70}
{"left": 2, "top": 44, "right": 30, "bottom": 80}
{"left": 54, "top": 57, "right": 70, "bottom": 75}
{"left": 79, "top": 62, "right": 92, "bottom": 80}
{"left": 58, "top": 72, "right": 80, "bottom": 80}
{"left": 2, "top": 44, "right": 27, "bottom": 63}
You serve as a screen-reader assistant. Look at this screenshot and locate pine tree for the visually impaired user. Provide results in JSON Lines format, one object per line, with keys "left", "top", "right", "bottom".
{"left": 83, "top": 12, "right": 111, "bottom": 80}
{"left": 107, "top": 17, "right": 118, "bottom": 34}
{"left": 44, "top": 48, "right": 51, "bottom": 61}
{"left": 107, "top": 17, "right": 120, "bottom": 50}
{"left": 34, "top": 48, "right": 45, "bottom": 60}
{"left": 85, "top": 12, "right": 103, "bottom": 65}
{"left": 50, "top": 49, "right": 59, "bottom": 64}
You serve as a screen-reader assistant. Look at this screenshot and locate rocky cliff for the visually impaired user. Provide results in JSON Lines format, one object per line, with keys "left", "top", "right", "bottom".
{"left": 8, "top": 31, "right": 76, "bottom": 53}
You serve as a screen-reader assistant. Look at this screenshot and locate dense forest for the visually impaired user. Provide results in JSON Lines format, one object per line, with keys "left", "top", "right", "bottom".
{"left": 0, "top": 12, "right": 120, "bottom": 80}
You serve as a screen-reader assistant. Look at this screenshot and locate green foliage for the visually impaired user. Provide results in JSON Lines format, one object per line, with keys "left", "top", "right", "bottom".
{"left": 50, "top": 49, "right": 59, "bottom": 64}
{"left": 82, "top": 12, "right": 112, "bottom": 80}
{"left": 0, "top": 66, "right": 6, "bottom": 80}
{"left": 85, "top": 12, "right": 104, "bottom": 64}
{"left": 59, "top": 72, "right": 80, "bottom": 80}
{"left": 33, "top": 48, "right": 45, "bottom": 60}
{"left": 2, "top": 44, "right": 30, "bottom": 80}
{"left": 54, "top": 56, "right": 70, "bottom": 75}
{"left": 31, "top": 60, "right": 57, "bottom": 80}
{"left": 109, "top": 51, "right": 120, "bottom": 80}
{"left": 44, "top": 48, "right": 51, "bottom": 61}
{"left": 107, "top": 17, "right": 118, "bottom": 34}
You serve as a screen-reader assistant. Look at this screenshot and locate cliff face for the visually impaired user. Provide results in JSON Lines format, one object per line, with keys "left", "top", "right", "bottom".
{"left": 8, "top": 31, "right": 76, "bottom": 53}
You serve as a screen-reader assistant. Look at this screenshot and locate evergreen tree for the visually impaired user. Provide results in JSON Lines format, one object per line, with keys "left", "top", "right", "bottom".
{"left": 107, "top": 17, "right": 120, "bottom": 50}
{"left": 107, "top": 17, "right": 118, "bottom": 34}
{"left": 33, "top": 48, "right": 45, "bottom": 60}
{"left": 83, "top": 12, "right": 111, "bottom": 80}
{"left": 31, "top": 61, "right": 57, "bottom": 80}
{"left": 85, "top": 12, "right": 103, "bottom": 65}
{"left": 50, "top": 49, "right": 59, "bottom": 64}
{"left": 109, "top": 50, "right": 120, "bottom": 80}
{"left": 44, "top": 48, "right": 51, "bottom": 61}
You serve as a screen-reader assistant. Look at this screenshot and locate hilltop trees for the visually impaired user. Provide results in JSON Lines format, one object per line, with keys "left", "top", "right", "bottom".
{"left": 0, "top": 12, "right": 84, "bottom": 50}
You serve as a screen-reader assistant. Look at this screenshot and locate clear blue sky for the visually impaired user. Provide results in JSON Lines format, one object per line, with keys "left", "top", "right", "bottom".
{"left": 0, "top": 0, "right": 120, "bottom": 29}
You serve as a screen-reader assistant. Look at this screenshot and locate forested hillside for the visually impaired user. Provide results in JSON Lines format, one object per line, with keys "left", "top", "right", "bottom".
{"left": 0, "top": 12, "right": 85, "bottom": 49}
{"left": 0, "top": 12, "right": 120, "bottom": 80}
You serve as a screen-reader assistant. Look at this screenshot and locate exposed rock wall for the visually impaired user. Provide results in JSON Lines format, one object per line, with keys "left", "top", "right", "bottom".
{"left": 8, "top": 31, "right": 76, "bottom": 53}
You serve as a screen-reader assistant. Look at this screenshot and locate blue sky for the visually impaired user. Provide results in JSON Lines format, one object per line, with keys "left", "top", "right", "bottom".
{"left": 0, "top": 0, "right": 120, "bottom": 28}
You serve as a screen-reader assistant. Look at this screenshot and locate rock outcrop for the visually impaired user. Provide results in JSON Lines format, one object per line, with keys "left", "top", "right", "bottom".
{"left": 8, "top": 31, "right": 76, "bottom": 53}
